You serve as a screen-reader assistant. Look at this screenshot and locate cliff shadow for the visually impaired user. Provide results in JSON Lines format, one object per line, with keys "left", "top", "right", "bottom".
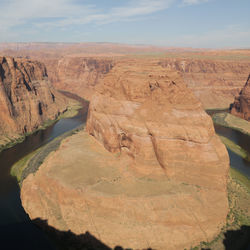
{"left": 223, "top": 225, "right": 250, "bottom": 250}
{"left": 32, "top": 218, "right": 154, "bottom": 250}
{"left": 0, "top": 220, "right": 56, "bottom": 250}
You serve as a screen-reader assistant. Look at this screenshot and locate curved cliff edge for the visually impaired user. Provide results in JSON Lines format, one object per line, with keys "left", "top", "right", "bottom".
{"left": 46, "top": 56, "right": 114, "bottom": 100}
{"left": 21, "top": 60, "right": 229, "bottom": 250}
{"left": 231, "top": 74, "right": 250, "bottom": 121}
{"left": 0, "top": 56, "right": 68, "bottom": 150}
{"left": 160, "top": 59, "right": 250, "bottom": 109}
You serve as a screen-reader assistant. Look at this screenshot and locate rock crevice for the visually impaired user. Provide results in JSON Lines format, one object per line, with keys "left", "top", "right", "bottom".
{"left": 0, "top": 56, "right": 68, "bottom": 147}
{"left": 231, "top": 74, "right": 250, "bottom": 121}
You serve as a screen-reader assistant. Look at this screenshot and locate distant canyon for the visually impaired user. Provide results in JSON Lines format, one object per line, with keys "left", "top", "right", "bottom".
{"left": 0, "top": 43, "right": 249, "bottom": 250}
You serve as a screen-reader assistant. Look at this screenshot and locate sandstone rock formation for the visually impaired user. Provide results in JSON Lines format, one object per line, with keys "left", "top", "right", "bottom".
{"left": 21, "top": 59, "right": 229, "bottom": 250}
{"left": 160, "top": 59, "right": 250, "bottom": 109}
{"left": 2, "top": 44, "right": 249, "bottom": 109}
{"left": 47, "top": 56, "right": 114, "bottom": 100}
{"left": 0, "top": 56, "right": 68, "bottom": 148}
{"left": 231, "top": 74, "right": 250, "bottom": 121}
{"left": 86, "top": 59, "right": 229, "bottom": 188}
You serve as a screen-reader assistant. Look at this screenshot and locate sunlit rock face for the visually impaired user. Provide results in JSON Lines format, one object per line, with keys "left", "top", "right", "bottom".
{"left": 86, "top": 59, "right": 229, "bottom": 190}
{"left": 22, "top": 59, "right": 229, "bottom": 250}
{"left": 45, "top": 56, "right": 114, "bottom": 100}
{"left": 160, "top": 58, "right": 250, "bottom": 109}
{"left": 231, "top": 74, "right": 250, "bottom": 121}
{"left": 0, "top": 56, "right": 67, "bottom": 146}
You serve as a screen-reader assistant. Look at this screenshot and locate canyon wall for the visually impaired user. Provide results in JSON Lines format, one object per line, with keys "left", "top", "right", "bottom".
{"left": 2, "top": 45, "right": 249, "bottom": 109}
{"left": 22, "top": 59, "right": 229, "bottom": 249}
{"left": 0, "top": 56, "right": 68, "bottom": 148}
{"left": 160, "top": 59, "right": 250, "bottom": 109}
{"left": 43, "top": 56, "right": 114, "bottom": 100}
{"left": 231, "top": 74, "right": 250, "bottom": 121}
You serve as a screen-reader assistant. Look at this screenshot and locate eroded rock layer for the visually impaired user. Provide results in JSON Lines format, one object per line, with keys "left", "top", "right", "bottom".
{"left": 0, "top": 56, "right": 67, "bottom": 146}
{"left": 86, "top": 59, "right": 229, "bottom": 189}
{"left": 46, "top": 56, "right": 114, "bottom": 100}
{"left": 21, "top": 60, "right": 229, "bottom": 250}
{"left": 160, "top": 59, "right": 250, "bottom": 109}
{"left": 231, "top": 74, "right": 250, "bottom": 121}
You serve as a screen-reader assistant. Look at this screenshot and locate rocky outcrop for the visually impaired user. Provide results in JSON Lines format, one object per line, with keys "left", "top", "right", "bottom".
{"left": 2, "top": 44, "right": 249, "bottom": 108}
{"left": 45, "top": 56, "right": 114, "bottom": 100}
{"left": 21, "top": 59, "right": 229, "bottom": 250}
{"left": 0, "top": 56, "right": 68, "bottom": 147}
{"left": 231, "top": 74, "right": 250, "bottom": 121}
{"left": 160, "top": 59, "right": 250, "bottom": 109}
{"left": 86, "top": 59, "right": 229, "bottom": 188}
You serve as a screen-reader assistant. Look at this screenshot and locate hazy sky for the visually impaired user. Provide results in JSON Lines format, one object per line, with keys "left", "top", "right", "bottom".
{"left": 0, "top": 0, "right": 249, "bottom": 48}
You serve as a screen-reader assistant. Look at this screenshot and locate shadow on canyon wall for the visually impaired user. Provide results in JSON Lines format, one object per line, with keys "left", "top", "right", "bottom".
{"left": 0, "top": 220, "right": 56, "bottom": 250}
{"left": 36, "top": 218, "right": 250, "bottom": 250}
{"left": 32, "top": 218, "right": 154, "bottom": 250}
{"left": 223, "top": 225, "right": 250, "bottom": 250}
{"left": 0, "top": 218, "right": 249, "bottom": 250}
{"left": 30, "top": 219, "right": 250, "bottom": 250}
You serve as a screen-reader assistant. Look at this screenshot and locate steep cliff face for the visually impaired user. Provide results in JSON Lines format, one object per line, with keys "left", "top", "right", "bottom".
{"left": 0, "top": 56, "right": 68, "bottom": 147}
{"left": 231, "top": 74, "right": 250, "bottom": 121}
{"left": 21, "top": 59, "right": 229, "bottom": 250}
{"left": 160, "top": 59, "right": 250, "bottom": 109}
{"left": 45, "top": 56, "right": 114, "bottom": 100}
{"left": 86, "top": 59, "right": 229, "bottom": 189}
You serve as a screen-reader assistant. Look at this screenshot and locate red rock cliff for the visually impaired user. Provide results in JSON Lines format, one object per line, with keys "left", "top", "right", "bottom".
{"left": 160, "top": 59, "right": 250, "bottom": 109}
{"left": 86, "top": 59, "right": 229, "bottom": 189}
{"left": 0, "top": 56, "right": 68, "bottom": 147}
{"left": 45, "top": 56, "right": 114, "bottom": 100}
{"left": 231, "top": 74, "right": 250, "bottom": 121}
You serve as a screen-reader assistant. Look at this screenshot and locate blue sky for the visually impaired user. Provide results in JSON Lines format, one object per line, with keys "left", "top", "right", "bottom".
{"left": 0, "top": 0, "right": 249, "bottom": 48}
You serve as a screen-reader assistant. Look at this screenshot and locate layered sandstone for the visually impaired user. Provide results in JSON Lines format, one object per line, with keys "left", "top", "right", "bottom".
{"left": 231, "top": 74, "right": 250, "bottom": 121}
{"left": 21, "top": 59, "right": 229, "bottom": 249}
{"left": 160, "top": 59, "right": 250, "bottom": 109}
{"left": 43, "top": 56, "right": 114, "bottom": 100}
{"left": 2, "top": 44, "right": 249, "bottom": 108}
{"left": 0, "top": 56, "right": 68, "bottom": 147}
{"left": 86, "top": 59, "right": 229, "bottom": 188}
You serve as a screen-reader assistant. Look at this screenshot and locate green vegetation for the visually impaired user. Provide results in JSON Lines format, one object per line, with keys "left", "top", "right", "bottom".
{"left": 230, "top": 167, "right": 250, "bottom": 191}
{"left": 11, "top": 125, "right": 84, "bottom": 185}
{"left": 0, "top": 135, "right": 26, "bottom": 153}
{"left": 212, "top": 112, "right": 250, "bottom": 136}
{"left": 11, "top": 149, "right": 40, "bottom": 182}
{"left": 219, "top": 135, "right": 250, "bottom": 161}
{"left": 58, "top": 101, "right": 82, "bottom": 119}
{"left": 190, "top": 168, "right": 250, "bottom": 250}
{"left": 37, "top": 99, "right": 82, "bottom": 130}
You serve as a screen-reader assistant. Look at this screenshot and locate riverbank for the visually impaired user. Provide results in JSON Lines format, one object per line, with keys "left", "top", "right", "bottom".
{"left": 212, "top": 112, "right": 250, "bottom": 136}
{"left": 219, "top": 136, "right": 250, "bottom": 161}
{"left": 0, "top": 90, "right": 89, "bottom": 250}
{"left": 0, "top": 97, "right": 82, "bottom": 154}
{"left": 16, "top": 127, "right": 250, "bottom": 250}
{"left": 10, "top": 117, "right": 250, "bottom": 250}
{"left": 192, "top": 168, "right": 250, "bottom": 250}
{"left": 11, "top": 125, "right": 84, "bottom": 185}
